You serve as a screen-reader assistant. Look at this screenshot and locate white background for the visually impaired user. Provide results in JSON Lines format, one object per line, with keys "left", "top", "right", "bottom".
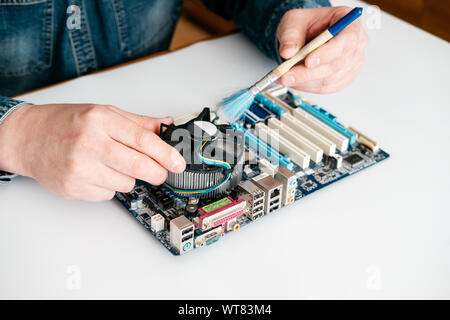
{"left": 1, "top": 0, "right": 449, "bottom": 299}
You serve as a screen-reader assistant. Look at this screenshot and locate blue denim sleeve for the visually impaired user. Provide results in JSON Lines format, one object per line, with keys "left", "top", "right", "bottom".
{"left": 0, "top": 96, "right": 29, "bottom": 184}
{"left": 201, "top": 0, "right": 331, "bottom": 62}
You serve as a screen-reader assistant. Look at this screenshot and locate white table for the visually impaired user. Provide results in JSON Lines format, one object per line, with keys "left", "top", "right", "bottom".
{"left": 1, "top": 0, "right": 449, "bottom": 299}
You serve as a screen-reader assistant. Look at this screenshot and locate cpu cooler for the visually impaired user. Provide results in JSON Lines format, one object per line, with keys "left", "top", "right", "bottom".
{"left": 160, "top": 108, "right": 244, "bottom": 198}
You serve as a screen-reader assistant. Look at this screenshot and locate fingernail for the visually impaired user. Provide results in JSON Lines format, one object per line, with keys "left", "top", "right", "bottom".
{"left": 281, "top": 42, "right": 299, "bottom": 57}
{"left": 308, "top": 57, "right": 320, "bottom": 68}
{"left": 171, "top": 149, "right": 186, "bottom": 173}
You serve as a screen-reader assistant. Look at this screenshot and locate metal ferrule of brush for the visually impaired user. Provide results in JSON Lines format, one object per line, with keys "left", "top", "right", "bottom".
{"left": 249, "top": 71, "right": 279, "bottom": 96}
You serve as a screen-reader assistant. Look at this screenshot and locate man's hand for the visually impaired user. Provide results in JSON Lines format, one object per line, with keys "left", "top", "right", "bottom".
{"left": 0, "top": 104, "right": 186, "bottom": 201}
{"left": 277, "top": 6, "right": 368, "bottom": 93}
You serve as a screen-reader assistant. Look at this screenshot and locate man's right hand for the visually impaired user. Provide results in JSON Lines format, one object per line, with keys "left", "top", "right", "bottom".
{"left": 0, "top": 104, "right": 186, "bottom": 201}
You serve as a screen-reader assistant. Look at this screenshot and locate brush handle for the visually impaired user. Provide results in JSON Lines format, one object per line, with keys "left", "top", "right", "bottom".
{"left": 272, "top": 7, "right": 363, "bottom": 78}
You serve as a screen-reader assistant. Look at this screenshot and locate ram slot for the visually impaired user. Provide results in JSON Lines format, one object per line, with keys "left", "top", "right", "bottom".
{"left": 255, "top": 123, "right": 310, "bottom": 169}
{"left": 268, "top": 118, "right": 323, "bottom": 163}
{"left": 292, "top": 107, "right": 349, "bottom": 152}
{"left": 280, "top": 113, "right": 336, "bottom": 156}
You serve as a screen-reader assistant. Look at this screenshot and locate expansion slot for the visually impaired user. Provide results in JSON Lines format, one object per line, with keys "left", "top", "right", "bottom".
{"left": 255, "top": 94, "right": 286, "bottom": 116}
{"left": 262, "top": 92, "right": 296, "bottom": 114}
{"left": 255, "top": 123, "right": 311, "bottom": 169}
{"left": 292, "top": 107, "right": 349, "bottom": 152}
{"left": 348, "top": 126, "right": 380, "bottom": 152}
{"left": 291, "top": 94, "right": 357, "bottom": 145}
{"left": 268, "top": 118, "right": 323, "bottom": 163}
{"left": 232, "top": 123, "right": 294, "bottom": 170}
{"left": 280, "top": 113, "right": 336, "bottom": 156}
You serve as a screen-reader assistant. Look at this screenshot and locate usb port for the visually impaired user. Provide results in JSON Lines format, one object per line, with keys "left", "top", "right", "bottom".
{"left": 182, "top": 234, "right": 193, "bottom": 242}
{"left": 270, "top": 205, "right": 279, "bottom": 212}
{"left": 182, "top": 227, "right": 193, "bottom": 235}
{"left": 255, "top": 199, "right": 263, "bottom": 206}
{"left": 254, "top": 206, "right": 263, "bottom": 213}
{"left": 270, "top": 199, "right": 280, "bottom": 206}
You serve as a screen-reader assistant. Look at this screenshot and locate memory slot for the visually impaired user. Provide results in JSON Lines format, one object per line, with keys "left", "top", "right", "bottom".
{"left": 290, "top": 94, "right": 357, "bottom": 144}
{"left": 232, "top": 123, "right": 294, "bottom": 170}
{"left": 268, "top": 118, "right": 323, "bottom": 163}
{"left": 292, "top": 107, "right": 349, "bottom": 152}
{"left": 280, "top": 113, "right": 336, "bottom": 156}
{"left": 255, "top": 123, "right": 310, "bottom": 169}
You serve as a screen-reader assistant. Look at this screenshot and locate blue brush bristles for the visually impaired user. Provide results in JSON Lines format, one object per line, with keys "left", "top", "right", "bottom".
{"left": 217, "top": 89, "right": 255, "bottom": 123}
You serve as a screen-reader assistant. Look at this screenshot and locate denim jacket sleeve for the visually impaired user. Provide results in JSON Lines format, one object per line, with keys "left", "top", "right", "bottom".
{"left": 201, "top": 0, "right": 331, "bottom": 62}
{"left": 0, "top": 96, "right": 29, "bottom": 184}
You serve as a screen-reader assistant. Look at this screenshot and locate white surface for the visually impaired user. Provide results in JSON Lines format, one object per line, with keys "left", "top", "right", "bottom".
{"left": 1, "top": 0, "right": 450, "bottom": 299}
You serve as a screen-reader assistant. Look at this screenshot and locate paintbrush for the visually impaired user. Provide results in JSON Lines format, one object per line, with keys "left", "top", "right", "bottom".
{"left": 217, "top": 7, "right": 363, "bottom": 122}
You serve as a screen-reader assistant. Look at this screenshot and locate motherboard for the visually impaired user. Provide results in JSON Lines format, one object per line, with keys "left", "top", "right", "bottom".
{"left": 115, "top": 85, "right": 389, "bottom": 255}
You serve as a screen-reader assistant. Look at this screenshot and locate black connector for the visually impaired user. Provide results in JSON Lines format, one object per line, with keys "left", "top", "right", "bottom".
{"left": 182, "top": 227, "right": 194, "bottom": 235}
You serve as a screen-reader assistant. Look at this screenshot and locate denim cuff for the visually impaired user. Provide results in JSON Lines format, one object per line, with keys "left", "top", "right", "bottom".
{"left": 0, "top": 96, "right": 29, "bottom": 184}
{"left": 264, "top": 0, "right": 331, "bottom": 63}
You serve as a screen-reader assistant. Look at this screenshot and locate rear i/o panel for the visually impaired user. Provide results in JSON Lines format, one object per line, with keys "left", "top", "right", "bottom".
{"left": 115, "top": 85, "right": 389, "bottom": 255}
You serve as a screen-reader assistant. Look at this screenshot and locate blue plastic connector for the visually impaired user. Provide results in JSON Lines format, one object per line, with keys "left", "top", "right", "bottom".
{"left": 291, "top": 95, "right": 357, "bottom": 145}
{"left": 255, "top": 94, "right": 286, "bottom": 117}
{"left": 232, "top": 123, "right": 294, "bottom": 170}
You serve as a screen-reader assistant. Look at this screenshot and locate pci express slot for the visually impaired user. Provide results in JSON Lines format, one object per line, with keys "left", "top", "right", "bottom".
{"left": 232, "top": 123, "right": 294, "bottom": 170}
{"left": 244, "top": 102, "right": 273, "bottom": 125}
{"left": 267, "top": 118, "right": 323, "bottom": 163}
{"left": 255, "top": 123, "right": 310, "bottom": 169}
{"left": 262, "top": 92, "right": 296, "bottom": 114}
{"left": 290, "top": 94, "right": 357, "bottom": 145}
{"left": 255, "top": 94, "right": 286, "bottom": 116}
{"left": 196, "top": 198, "right": 246, "bottom": 231}
{"left": 280, "top": 113, "right": 336, "bottom": 156}
{"left": 292, "top": 107, "right": 349, "bottom": 152}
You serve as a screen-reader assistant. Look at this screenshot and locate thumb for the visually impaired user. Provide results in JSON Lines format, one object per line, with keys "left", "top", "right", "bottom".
{"left": 277, "top": 12, "right": 308, "bottom": 59}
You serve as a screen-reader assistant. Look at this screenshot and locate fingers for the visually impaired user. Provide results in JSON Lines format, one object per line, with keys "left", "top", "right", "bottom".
{"left": 279, "top": 46, "right": 357, "bottom": 86}
{"left": 305, "top": 20, "right": 364, "bottom": 68}
{"left": 64, "top": 183, "right": 116, "bottom": 202}
{"left": 276, "top": 6, "right": 367, "bottom": 94}
{"left": 104, "top": 105, "right": 173, "bottom": 134}
{"left": 89, "top": 163, "right": 136, "bottom": 193}
{"left": 290, "top": 51, "right": 364, "bottom": 93}
{"left": 101, "top": 138, "right": 170, "bottom": 186}
{"left": 277, "top": 10, "right": 308, "bottom": 59}
{"left": 105, "top": 110, "right": 186, "bottom": 174}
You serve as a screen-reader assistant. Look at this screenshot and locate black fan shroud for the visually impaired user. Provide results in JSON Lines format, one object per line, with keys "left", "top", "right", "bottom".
{"left": 160, "top": 108, "right": 244, "bottom": 197}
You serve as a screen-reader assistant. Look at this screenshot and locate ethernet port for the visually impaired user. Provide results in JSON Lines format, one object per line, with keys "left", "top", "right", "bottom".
{"left": 270, "top": 188, "right": 280, "bottom": 199}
